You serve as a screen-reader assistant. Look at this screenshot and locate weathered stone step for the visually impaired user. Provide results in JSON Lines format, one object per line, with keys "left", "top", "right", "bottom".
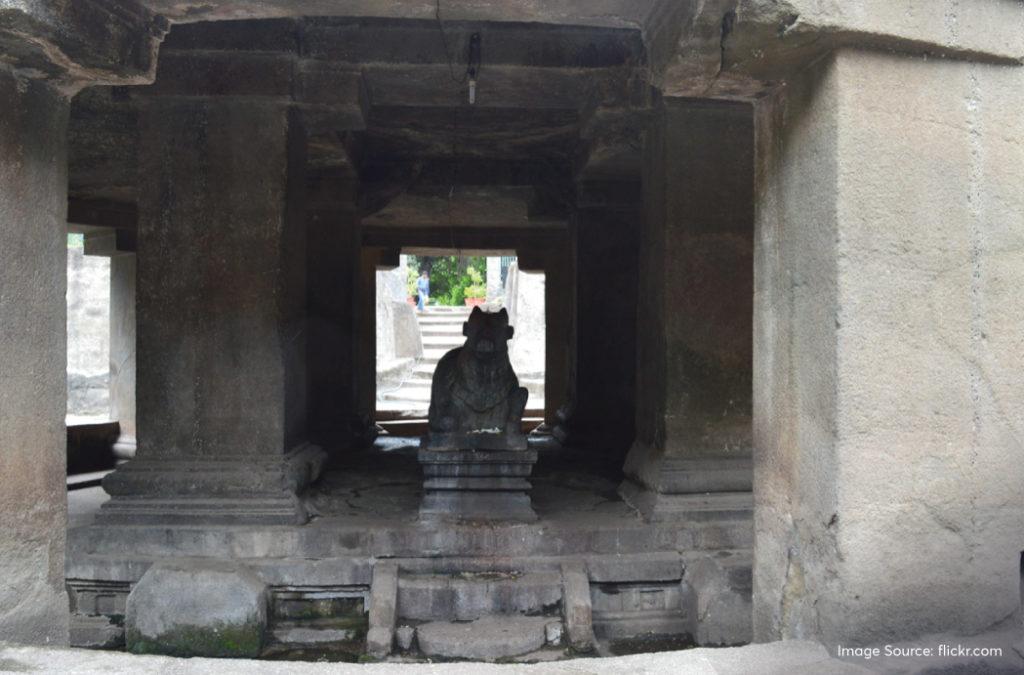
{"left": 382, "top": 386, "right": 431, "bottom": 402}
{"left": 420, "top": 324, "right": 464, "bottom": 336}
{"left": 420, "top": 335, "right": 465, "bottom": 347}
{"left": 422, "top": 348, "right": 450, "bottom": 360}
{"left": 414, "top": 615, "right": 552, "bottom": 661}
{"left": 397, "top": 570, "right": 562, "bottom": 622}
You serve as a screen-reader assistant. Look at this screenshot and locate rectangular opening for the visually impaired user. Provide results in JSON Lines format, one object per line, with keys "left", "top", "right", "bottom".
{"left": 375, "top": 252, "right": 545, "bottom": 433}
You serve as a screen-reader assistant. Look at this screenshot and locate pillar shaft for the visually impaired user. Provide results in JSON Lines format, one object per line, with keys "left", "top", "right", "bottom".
{"left": 753, "top": 50, "right": 1024, "bottom": 645}
{"left": 0, "top": 69, "right": 70, "bottom": 644}
{"left": 570, "top": 182, "right": 639, "bottom": 458}
{"left": 101, "top": 98, "right": 324, "bottom": 524}
{"left": 621, "top": 98, "right": 755, "bottom": 519}
{"left": 109, "top": 253, "right": 136, "bottom": 454}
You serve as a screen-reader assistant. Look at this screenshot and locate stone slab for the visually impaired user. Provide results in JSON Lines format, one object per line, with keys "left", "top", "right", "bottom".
{"left": 366, "top": 562, "right": 398, "bottom": 658}
{"left": 416, "top": 615, "right": 549, "bottom": 661}
{"left": 561, "top": 561, "right": 595, "bottom": 652}
{"left": 0, "top": 639, "right": 880, "bottom": 673}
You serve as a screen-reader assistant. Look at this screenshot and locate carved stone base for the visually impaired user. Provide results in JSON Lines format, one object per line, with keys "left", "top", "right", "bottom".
{"left": 418, "top": 448, "right": 538, "bottom": 523}
{"left": 99, "top": 443, "right": 326, "bottom": 525}
{"left": 618, "top": 480, "right": 753, "bottom": 523}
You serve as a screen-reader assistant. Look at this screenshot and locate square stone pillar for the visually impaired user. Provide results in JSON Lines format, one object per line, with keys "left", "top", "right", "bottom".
{"left": 109, "top": 253, "right": 137, "bottom": 456}
{"left": 101, "top": 99, "right": 324, "bottom": 524}
{"left": 0, "top": 69, "right": 71, "bottom": 645}
{"left": 567, "top": 181, "right": 640, "bottom": 458}
{"left": 753, "top": 50, "right": 1024, "bottom": 646}
{"left": 620, "top": 98, "right": 755, "bottom": 520}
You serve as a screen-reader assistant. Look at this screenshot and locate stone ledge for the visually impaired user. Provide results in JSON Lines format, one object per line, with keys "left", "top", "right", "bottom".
{"left": 0, "top": 639, "right": 875, "bottom": 672}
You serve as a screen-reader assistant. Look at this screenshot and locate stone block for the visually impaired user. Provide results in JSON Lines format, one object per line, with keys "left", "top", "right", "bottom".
{"left": 125, "top": 562, "right": 268, "bottom": 657}
{"left": 397, "top": 572, "right": 562, "bottom": 622}
{"left": 684, "top": 552, "right": 752, "bottom": 646}
{"left": 366, "top": 562, "right": 398, "bottom": 658}
{"left": 561, "top": 561, "right": 595, "bottom": 652}
{"left": 545, "top": 621, "right": 563, "bottom": 646}
{"left": 416, "top": 616, "right": 548, "bottom": 661}
{"left": 395, "top": 625, "right": 415, "bottom": 651}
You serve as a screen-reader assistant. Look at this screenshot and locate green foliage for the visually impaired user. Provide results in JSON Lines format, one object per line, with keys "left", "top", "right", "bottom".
{"left": 464, "top": 265, "right": 486, "bottom": 299}
{"left": 406, "top": 260, "right": 420, "bottom": 298}
{"left": 412, "top": 255, "right": 486, "bottom": 306}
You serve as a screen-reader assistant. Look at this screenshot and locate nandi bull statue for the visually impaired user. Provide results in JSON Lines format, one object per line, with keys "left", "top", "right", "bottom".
{"left": 427, "top": 307, "right": 528, "bottom": 450}
{"left": 418, "top": 306, "right": 538, "bottom": 522}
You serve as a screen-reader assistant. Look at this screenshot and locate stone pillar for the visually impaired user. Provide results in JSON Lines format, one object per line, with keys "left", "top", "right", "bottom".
{"left": 109, "top": 253, "right": 136, "bottom": 456}
{"left": 568, "top": 181, "right": 640, "bottom": 459}
{"left": 101, "top": 99, "right": 324, "bottom": 524}
{"left": 753, "top": 50, "right": 1024, "bottom": 646}
{"left": 486, "top": 256, "right": 503, "bottom": 300}
{"left": 620, "top": 98, "right": 755, "bottom": 521}
{"left": 0, "top": 68, "right": 71, "bottom": 645}
{"left": 307, "top": 172, "right": 361, "bottom": 451}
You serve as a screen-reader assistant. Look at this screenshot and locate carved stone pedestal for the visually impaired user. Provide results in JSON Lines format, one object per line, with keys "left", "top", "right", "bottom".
{"left": 417, "top": 448, "right": 539, "bottom": 523}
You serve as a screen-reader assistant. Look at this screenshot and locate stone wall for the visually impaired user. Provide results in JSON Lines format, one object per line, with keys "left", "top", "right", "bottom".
{"left": 66, "top": 243, "right": 110, "bottom": 421}
{"left": 503, "top": 262, "right": 545, "bottom": 380}
{"left": 753, "top": 49, "right": 1024, "bottom": 646}
{"left": 376, "top": 265, "right": 423, "bottom": 394}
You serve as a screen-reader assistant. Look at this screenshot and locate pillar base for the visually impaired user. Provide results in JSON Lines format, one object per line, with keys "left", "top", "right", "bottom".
{"left": 618, "top": 480, "right": 753, "bottom": 523}
{"left": 100, "top": 443, "right": 326, "bottom": 525}
{"left": 619, "top": 442, "right": 753, "bottom": 522}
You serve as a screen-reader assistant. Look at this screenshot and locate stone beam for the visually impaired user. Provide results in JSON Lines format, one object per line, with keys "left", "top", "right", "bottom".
{"left": 67, "top": 198, "right": 138, "bottom": 230}
{"left": 0, "top": 0, "right": 167, "bottom": 91}
{"left": 365, "top": 63, "right": 638, "bottom": 111}
{"left": 138, "top": 0, "right": 657, "bottom": 29}
{"left": 655, "top": 0, "right": 1024, "bottom": 99}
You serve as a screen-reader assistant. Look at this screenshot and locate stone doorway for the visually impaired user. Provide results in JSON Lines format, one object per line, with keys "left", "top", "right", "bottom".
{"left": 374, "top": 251, "right": 547, "bottom": 432}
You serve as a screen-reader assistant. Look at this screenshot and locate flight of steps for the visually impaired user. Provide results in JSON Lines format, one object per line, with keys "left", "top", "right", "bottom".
{"left": 381, "top": 306, "right": 544, "bottom": 414}
{"left": 367, "top": 561, "right": 594, "bottom": 661}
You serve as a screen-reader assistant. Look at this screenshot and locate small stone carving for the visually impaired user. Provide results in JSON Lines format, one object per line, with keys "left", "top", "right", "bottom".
{"left": 426, "top": 307, "right": 528, "bottom": 450}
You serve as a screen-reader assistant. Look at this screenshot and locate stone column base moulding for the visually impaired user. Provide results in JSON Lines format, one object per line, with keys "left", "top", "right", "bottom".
{"left": 619, "top": 442, "right": 753, "bottom": 522}
{"left": 100, "top": 443, "right": 326, "bottom": 525}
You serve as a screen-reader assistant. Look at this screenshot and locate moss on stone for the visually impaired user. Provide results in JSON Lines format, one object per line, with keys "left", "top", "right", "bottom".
{"left": 127, "top": 620, "right": 264, "bottom": 658}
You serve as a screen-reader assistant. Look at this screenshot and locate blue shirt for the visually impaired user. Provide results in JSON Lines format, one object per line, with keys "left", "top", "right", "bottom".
{"left": 417, "top": 277, "right": 430, "bottom": 295}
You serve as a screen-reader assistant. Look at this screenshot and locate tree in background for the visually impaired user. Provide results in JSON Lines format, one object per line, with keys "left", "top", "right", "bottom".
{"left": 408, "top": 255, "right": 485, "bottom": 306}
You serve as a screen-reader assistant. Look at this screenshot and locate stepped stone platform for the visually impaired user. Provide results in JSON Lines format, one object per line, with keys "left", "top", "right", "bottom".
{"left": 66, "top": 438, "right": 754, "bottom": 660}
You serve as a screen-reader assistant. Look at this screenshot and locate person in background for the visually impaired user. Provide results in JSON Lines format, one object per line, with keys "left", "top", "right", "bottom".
{"left": 416, "top": 269, "right": 430, "bottom": 311}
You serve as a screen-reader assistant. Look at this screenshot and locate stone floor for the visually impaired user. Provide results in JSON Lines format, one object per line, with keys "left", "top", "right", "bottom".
{"left": 0, "top": 640, "right": 872, "bottom": 674}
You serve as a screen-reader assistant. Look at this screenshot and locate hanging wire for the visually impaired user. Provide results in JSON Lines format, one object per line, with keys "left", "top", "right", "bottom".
{"left": 435, "top": 0, "right": 469, "bottom": 85}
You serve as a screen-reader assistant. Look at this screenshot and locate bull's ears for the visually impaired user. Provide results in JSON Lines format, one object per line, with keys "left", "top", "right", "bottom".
{"left": 507, "top": 326, "right": 515, "bottom": 339}
{"left": 498, "top": 308, "right": 509, "bottom": 319}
